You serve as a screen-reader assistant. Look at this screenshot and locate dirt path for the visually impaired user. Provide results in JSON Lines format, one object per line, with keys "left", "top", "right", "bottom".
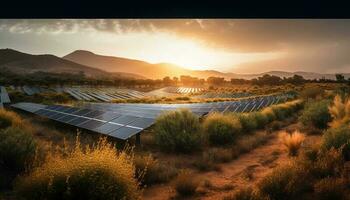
{"left": 143, "top": 124, "right": 301, "bottom": 200}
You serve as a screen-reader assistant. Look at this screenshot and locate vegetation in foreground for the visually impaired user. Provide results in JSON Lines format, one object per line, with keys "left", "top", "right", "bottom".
{"left": 16, "top": 138, "right": 141, "bottom": 200}
{"left": 226, "top": 94, "right": 350, "bottom": 200}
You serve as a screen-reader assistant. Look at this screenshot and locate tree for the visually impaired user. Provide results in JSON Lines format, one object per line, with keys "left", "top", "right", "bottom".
{"left": 335, "top": 74, "right": 345, "bottom": 83}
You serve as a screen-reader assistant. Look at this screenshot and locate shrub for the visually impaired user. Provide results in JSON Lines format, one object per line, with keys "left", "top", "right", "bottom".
{"left": 173, "top": 170, "right": 199, "bottom": 196}
{"left": 312, "top": 148, "right": 344, "bottom": 179}
{"left": 15, "top": 138, "right": 141, "bottom": 200}
{"left": 236, "top": 113, "right": 258, "bottom": 133}
{"left": 134, "top": 154, "right": 177, "bottom": 185}
{"left": 300, "top": 87, "right": 324, "bottom": 100}
{"left": 314, "top": 178, "right": 346, "bottom": 200}
{"left": 322, "top": 125, "right": 350, "bottom": 151}
{"left": 299, "top": 100, "right": 332, "bottom": 130}
{"left": 250, "top": 112, "right": 269, "bottom": 129}
{"left": 261, "top": 107, "right": 276, "bottom": 123}
{"left": 269, "top": 100, "right": 303, "bottom": 121}
{"left": 0, "top": 127, "right": 37, "bottom": 172}
{"left": 258, "top": 164, "right": 311, "bottom": 200}
{"left": 154, "top": 109, "right": 201, "bottom": 153}
{"left": 202, "top": 113, "right": 242, "bottom": 145}
{"left": 279, "top": 131, "right": 305, "bottom": 156}
{"left": 328, "top": 95, "right": 350, "bottom": 128}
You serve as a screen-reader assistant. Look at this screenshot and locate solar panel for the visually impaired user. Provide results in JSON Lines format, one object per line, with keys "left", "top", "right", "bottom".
{"left": 11, "top": 93, "right": 293, "bottom": 140}
{"left": 94, "top": 123, "right": 123, "bottom": 134}
{"left": 128, "top": 117, "right": 155, "bottom": 129}
{"left": 79, "top": 120, "right": 106, "bottom": 130}
{"left": 109, "top": 126, "right": 141, "bottom": 140}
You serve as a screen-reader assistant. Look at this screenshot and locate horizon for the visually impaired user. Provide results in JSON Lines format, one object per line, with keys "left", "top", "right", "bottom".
{"left": 2, "top": 19, "right": 350, "bottom": 74}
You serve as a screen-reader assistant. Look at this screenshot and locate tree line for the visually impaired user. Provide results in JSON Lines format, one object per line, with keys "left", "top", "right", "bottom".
{"left": 0, "top": 68, "right": 348, "bottom": 87}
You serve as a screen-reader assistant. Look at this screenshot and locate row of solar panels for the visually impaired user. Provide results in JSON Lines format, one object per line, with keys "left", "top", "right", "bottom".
{"left": 0, "top": 86, "right": 11, "bottom": 108}
{"left": 197, "top": 92, "right": 253, "bottom": 99}
{"left": 163, "top": 87, "right": 204, "bottom": 94}
{"left": 83, "top": 94, "right": 291, "bottom": 119}
{"left": 146, "top": 86, "right": 204, "bottom": 97}
{"left": 11, "top": 103, "right": 155, "bottom": 140}
{"left": 11, "top": 94, "right": 292, "bottom": 140}
{"left": 63, "top": 88, "right": 147, "bottom": 102}
{"left": 10, "top": 85, "right": 148, "bottom": 102}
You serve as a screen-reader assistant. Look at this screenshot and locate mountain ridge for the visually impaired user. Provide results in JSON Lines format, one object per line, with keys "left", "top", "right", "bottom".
{"left": 0, "top": 48, "right": 348, "bottom": 80}
{"left": 63, "top": 50, "right": 348, "bottom": 80}
{"left": 0, "top": 49, "right": 145, "bottom": 79}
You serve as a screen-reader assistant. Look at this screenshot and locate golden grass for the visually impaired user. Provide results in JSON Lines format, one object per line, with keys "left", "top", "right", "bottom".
{"left": 16, "top": 137, "right": 141, "bottom": 200}
{"left": 279, "top": 130, "right": 305, "bottom": 156}
{"left": 328, "top": 95, "right": 350, "bottom": 128}
{"left": 173, "top": 170, "right": 199, "bottom": 196}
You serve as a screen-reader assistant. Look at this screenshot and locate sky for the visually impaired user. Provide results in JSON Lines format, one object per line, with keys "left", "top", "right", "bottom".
{"left": 1, "top": 19, "right": 350, "bottom": 74}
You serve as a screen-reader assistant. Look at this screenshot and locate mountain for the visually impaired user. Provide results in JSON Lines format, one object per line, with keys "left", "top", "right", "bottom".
{"left": 0, "top": 49, "right": 144, "bottom": 79}
{"left": 1, "top": 49, "right": 346, "bottom": 80}
{"left": 230, "top": 71, "right": 350, "bottom": 80}
{"left": 63, "top": 50, "right": 347, "bottom": 80}
{"left": 63, "top": 50, "right": 192, "bottom": 79}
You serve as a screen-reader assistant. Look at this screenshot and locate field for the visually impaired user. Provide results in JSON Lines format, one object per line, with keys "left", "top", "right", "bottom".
{"left": 1, "top": 82, "right": 350, "bottom": 200}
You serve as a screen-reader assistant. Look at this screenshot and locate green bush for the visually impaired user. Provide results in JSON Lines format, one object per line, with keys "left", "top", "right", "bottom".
{"left": 261, "top": 107, "right": 276, "bottom": 123}
{"left": 299, "top": 100, "right": 331, "bottom": 129}
{"left": 202, "top": 113, "right": 242, "bottom": 145}
{"left": 0, "top": 127, "right": 37, "bottom": 172}
{"left": 16, "top": 138, "right": 140, "bottom": 200}
{"left": 250, "top": 112, "right": 269, "bottom": 129}
{"left": 300, "top": 87, "right": 325, "bottom": 100}
{"left": 236, "top": 113, "right": 258, "bottom": 133}
{"left": 154, "top": 109, "right": 201, "bottom": 153}
{"left": 322, "top": 125, "right": 350, "bottom": 150}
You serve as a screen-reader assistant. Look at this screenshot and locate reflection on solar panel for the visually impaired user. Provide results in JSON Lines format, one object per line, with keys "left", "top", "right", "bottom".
{"left": 197, "top": 92, "right": 253, "bottom": 99}
{"left": 64, "top": 87, "right": 147, "bottom": 102}
{"left": 11, "top": 94, "right": 294, "bottom": 140}
{"left": 147, "top": 87, "right": 204, "bottom": 97}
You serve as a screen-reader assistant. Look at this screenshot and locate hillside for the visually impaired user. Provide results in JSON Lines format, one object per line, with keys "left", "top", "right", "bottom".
{"left": 0, "top": 49, "right": 144, "bottom": 79}
{"left": 63, "top": 50, "right": 346, "bottom": 80}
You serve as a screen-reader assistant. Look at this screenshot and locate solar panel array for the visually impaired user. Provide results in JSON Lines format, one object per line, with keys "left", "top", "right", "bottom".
{"left": 11, "top": 102, "right": 154, "bottom": 140}
{"left": 147, "top": 87, "right": 204, "bottom": 97}
{"left": 0, "top": 86, "right": 11, "bottom": 108}
{"left": 197, "top": 92, "right": 253, "bottom": 99}
{"left": 22, "top": 86, "right": 54, "bottom": 95}
{"left": 11, "top": 94, "right": 293, "bottom": 140}
{"left": 84, "top": 94, "right": 291, "bottom": 117}
{"left": 63, "top": 87, "right": 147, "bottom": 102}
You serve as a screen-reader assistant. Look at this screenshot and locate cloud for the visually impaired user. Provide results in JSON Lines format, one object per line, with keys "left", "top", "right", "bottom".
{"left": 2, "top": 19, "right": 350, "bottom": 53}
{"left": 2, "top": 19, "right": 350, "bottom": 73}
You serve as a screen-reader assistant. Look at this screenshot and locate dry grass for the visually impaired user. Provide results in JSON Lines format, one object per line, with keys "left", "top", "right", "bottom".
{"left": 134, "top": 154, "right": 178, "bottom": 185}
{"left": 279, "top": 130, "right": 305, "bottom": 156}
{"left": 173, "top": 170, "right": 200, "bottom": 197}
{"left": 0, "top": 109, "right": 33, "bottom": 131}
{"left": 16, "top": 137, "right": 141, "bottom": 200}
{"left": 328, "top": 95, "right": 350, "bottom": 128}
